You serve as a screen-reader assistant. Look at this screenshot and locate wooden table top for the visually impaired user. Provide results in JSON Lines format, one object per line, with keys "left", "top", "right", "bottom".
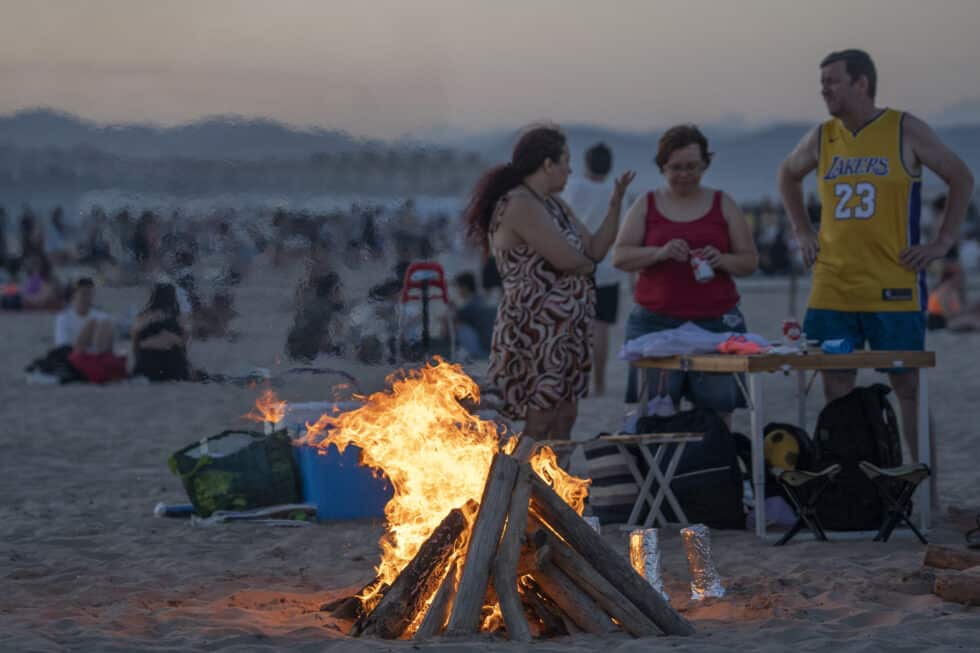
{"left": 630, "top": 350, "right": 935, "bottom": 373}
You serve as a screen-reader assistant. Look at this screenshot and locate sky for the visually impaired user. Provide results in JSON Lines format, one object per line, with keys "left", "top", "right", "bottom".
{"left": 2, "top": 0, "right": 979, "bottom": 138}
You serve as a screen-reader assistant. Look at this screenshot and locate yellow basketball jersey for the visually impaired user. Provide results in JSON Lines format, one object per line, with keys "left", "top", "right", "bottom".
{"left": 810, "top": 108, "right": 924, "bottom": 312}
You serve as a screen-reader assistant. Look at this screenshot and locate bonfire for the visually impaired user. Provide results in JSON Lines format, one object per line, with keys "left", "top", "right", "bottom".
{"left": 252, "top": 360, "right": 693, "bottom": 640}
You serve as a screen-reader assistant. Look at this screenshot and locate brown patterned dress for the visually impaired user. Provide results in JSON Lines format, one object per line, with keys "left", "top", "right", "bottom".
{"left": 488, "top": 192, "right": 596, "bottom": 420}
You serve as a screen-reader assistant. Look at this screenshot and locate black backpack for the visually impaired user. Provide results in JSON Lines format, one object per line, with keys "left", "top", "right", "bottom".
{"left": 632, "top": 408, "right": 745, "bottom": 529}
{"left": 811, "top": 384, "right": 903, "bottom": 531}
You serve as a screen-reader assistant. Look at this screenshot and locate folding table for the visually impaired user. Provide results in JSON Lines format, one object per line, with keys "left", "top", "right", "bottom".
{"left": 631, "top": 350, "right": 936, "bottom": 539}
{"left": 535, "top": 432, "right": 703, "bottom": 528}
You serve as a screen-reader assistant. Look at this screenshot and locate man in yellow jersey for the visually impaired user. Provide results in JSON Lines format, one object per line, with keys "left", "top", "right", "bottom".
{"left": 778, "top": 49, "right": 974, "bottom": 499}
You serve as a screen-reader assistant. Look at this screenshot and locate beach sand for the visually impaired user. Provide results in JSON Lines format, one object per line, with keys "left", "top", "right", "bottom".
{"left": 2, "top": 260, "right": 978, "bottom": 652}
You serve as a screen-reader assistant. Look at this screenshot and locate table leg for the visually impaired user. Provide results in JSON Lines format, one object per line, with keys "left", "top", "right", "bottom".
{"left": 640, "top": 442, "right": 688, "bottom": 528}
{"left": 797, "top": 370, "right": 807, "bottom": 430}
{"left": 917, "top": 369, "right": 930, "bottom": 532}
{"left": 749, "top": 373, "right": 766, "bottom": 538}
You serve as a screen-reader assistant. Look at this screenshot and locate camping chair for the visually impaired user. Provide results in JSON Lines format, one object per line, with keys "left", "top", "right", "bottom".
{"left": 774, "top": 464, "right": 842, "bottom": 546}
{"left": 858, "top": 461, "right": 931, "bottom": 545}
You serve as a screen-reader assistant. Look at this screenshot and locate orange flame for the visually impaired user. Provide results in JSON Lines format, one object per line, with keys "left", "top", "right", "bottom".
{"left": 530, "top": 446, "right": 590, "bottom": 516}
{"left": 303, "top": 360, "right": 501, "bottom": 610}
{"left": 283, "top": 359, "right": 591, "bottom": 633}
{"left": 243, "top": 389, "right": 287, "bottom": 425}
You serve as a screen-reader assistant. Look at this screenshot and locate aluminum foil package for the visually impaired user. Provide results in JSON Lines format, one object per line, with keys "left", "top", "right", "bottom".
{"left": 583, "top": 516, "right": 601, "bottom": 534}
{"left": 681, "top": 524, "right": 725, "bottom": 600}
{"left": 629, "top": 529, "right": 668, "bottom": 601}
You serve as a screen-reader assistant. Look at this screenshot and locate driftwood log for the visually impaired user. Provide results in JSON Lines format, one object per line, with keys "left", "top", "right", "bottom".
{"left": 529, "top": 474, "right": 695, "bottom": 636}
{"left": 933, "top": 565, "right": 980, "bottom": 605}
{"left": 534, "top": 530, "right": 661, "bottom": 637}
{"left": 492, "top": 463, "right": 533, "bottom": 642}
{"left": 414, "top": 558, "right": 460, "bottom": 639}
{"left": 521, "top": 577, "right": 569, "bottom": 637}
{"left": 445, "top": 453, "right": 520, "bottom": 635}
{"left": 923, "top": 544, "right": 980, "bottom": 571}
{"left": 355, "top": 504, "right": 471, "bottom": 638}
{"left": 532, "top": 546, "right": 616, "bottom": 634}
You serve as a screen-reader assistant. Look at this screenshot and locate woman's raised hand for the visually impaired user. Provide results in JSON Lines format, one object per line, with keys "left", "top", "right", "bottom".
{"left": 610, "top": 171, "right": 637, "bottom": 206}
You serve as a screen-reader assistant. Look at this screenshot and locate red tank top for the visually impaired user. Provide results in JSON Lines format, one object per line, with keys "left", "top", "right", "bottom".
{"left": 634, "top": 190, "right": 740, "bottom": 319}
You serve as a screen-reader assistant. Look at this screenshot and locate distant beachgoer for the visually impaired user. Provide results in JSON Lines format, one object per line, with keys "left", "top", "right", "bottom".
{"left": 6, "top": 253, "right": 64, "bottom": 311}
{"left": 450, "top": 271, "right": 496, "bottom": 359}
{"left": 64, "top": 280, "right": 127, "bottom": 384}
{"left": 131, "top": 283, "right": 192, "bottom": 381}
{"left": 463, "top": 123, "right": 634, "bottom": 440}
{"left": 563, "top": 142, "right": 621, "bottom": 395}
{"left": 613, "top": 124, "right": 758, "bottom": 425}
{"left": 44, "top": 207, "right": 72, "bottom": 265}
{"left": 55, "top": 278, "right": 109, "bottom": 347}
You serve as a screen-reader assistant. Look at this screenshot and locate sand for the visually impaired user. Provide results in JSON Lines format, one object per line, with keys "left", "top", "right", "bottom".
{"left": 2, "top": 258, "right": 979, "bottom": 652}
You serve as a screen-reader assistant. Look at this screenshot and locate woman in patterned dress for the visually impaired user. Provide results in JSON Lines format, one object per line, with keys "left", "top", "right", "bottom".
{"left": 463, "top": 125, "right": 634, "bottom": 440}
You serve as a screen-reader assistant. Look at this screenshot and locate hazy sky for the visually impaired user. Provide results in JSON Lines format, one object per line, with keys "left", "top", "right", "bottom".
{"left": 2, "top": 0, "right": 979, "bottom": 138}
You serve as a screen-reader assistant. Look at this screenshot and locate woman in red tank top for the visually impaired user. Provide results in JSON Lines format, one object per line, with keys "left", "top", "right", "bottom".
{"left": 612, "top": 125, "right": 758, "bottom": 420}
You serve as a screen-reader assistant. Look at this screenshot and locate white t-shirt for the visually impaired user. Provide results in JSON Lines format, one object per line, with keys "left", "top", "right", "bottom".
{"left": 54, "top": 307, "right": 109, "bottom": 348}
{"left": 562, "top": 176, "right": 620, "bottom": 286}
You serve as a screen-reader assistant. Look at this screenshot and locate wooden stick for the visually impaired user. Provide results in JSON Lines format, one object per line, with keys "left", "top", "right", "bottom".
{"left": 444, "top": 452, "right": 520, "bottom": 635}
{"left": 529, "top": 474, "right": 695, "bottom": 636}
{"left": 923, "top": 544, "right": 980, "bottom": 571}
{"left": 535, "top": 530, "right": 660, "bottom": 637}
{"left": 933, "top": 566, "right": 980, "bottom": 605}
{"left": 325, "top": 577, "right": 388, "bottom": 621}
{"left": 414, "top": 558, "right": 460, "bottom": 639}
{"left": 355, "top": 504, "right": 470, "bottom": 638}
{"left": 512, "top": 435, "right": 538, "bottom": 463}
{"left": 532, "top": 546, "right": 616, "bottom": 635}
{"left": 492, "top": 463, "right": 533, "bottom": 642}
{"left": 520, "top": 577, "right": 569, "bottom": 638}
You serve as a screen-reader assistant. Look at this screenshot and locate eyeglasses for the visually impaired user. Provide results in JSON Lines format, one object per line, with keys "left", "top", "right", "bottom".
{"left": 663, "top": 161, "right": 704, "bottom": 174}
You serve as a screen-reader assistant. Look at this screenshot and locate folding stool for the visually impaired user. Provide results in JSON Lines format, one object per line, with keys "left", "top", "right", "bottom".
{"left": 858, "top": 461, "right": 931, "bottom": 545}
{"left": 774, "top": 464, "right": 843, "bottom": 546}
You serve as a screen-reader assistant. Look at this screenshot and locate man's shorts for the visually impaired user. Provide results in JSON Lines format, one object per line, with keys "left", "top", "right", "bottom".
{"left": 803, "top": 308, "right": 925, "bottom": 373}
{"left": 594, "top": 283, "right": 620, "bottom": 324}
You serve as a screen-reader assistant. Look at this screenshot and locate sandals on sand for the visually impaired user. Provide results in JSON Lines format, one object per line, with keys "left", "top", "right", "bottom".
{"left": 967, "top": 514, "right": 980, "bottom": 549}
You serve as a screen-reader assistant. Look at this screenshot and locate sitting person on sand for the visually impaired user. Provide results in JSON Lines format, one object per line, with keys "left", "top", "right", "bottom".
{"left": 928, "top": 261, "right": 980, "bottom": 332}
{"left": 55, "top": 278, "right": 109, "bottom": 347}
{"left": 131, "top": 283, "right": 192, "bottom": 381}
{"left": 3, "top": 253, "right": 64, "bottom": 310}
{"left": 67, "top": 314, "right": 128, "bottom": 385}
{"left": 451, "top": 272, "right": 496, "bottom": 360}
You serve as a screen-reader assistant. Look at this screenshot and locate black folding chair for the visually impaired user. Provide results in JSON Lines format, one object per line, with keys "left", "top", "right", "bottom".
{"left": 858, "top": 461, "right": 931, "bottom": 544}
{"left": 774, "top": 464, "right": 842, "bottom": 546}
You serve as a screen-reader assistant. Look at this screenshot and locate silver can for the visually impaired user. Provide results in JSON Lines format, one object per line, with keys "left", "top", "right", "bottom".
{"left": 681, "top": 524, "right": 725, "bottom": 600}
{"left": 629, "top": 528, "right": 668, "bottom": 601}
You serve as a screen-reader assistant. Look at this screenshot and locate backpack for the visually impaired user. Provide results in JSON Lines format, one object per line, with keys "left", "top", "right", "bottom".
{"left": 633, "top": 408, "right": 745, "bottom": 529}
{"left": 811, "top": 384, "right": 903, "bottom": 531}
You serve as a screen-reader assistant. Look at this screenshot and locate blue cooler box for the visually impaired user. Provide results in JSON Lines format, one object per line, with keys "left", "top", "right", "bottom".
{"left": 272, "top": 402, "right": 392, "bottom": 521}
{"left": 293, "top": 443, "right": 391, "bottom": 521}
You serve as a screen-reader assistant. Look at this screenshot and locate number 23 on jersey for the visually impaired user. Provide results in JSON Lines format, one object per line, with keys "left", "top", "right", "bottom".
{"left": 833, "top": 181, "right": 877, "bottom": 219}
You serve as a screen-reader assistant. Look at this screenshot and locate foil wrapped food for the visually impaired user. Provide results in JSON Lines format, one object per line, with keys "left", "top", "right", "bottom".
{"left": 629, "top": 528, "right": 668, "bottom": 601}
{"left": 681, "top": 524, "right": 725, "bottom": 600}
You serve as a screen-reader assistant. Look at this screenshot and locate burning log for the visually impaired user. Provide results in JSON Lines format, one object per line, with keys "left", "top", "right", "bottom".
{"left": 528, "top": 474, "right": 696, "bottom": 636}
{"left": 445, "top": 452, "right": 521, "bottom": 635}
{"left": 354, "top": 502, "right": 473, "bottom": 638}
{"left": 532, "top": 546, "right": 616, "bottom": 635}
{"left": 533, "top": 530, "right": 661, "bottom": 637}
{"left": 414, "top": 558, "right": 460, "bottom": 639}
{"left": 492, "top": 463, "right": 533, "bottom": 642}
{"left": 923, "top": 544, "right": 980, "bottom": 571}
{"left": 520, "top": 577, "right": 570, "bottom": 637}
{"left": 325, "top": 578, "right": 389, "bottom": 621}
